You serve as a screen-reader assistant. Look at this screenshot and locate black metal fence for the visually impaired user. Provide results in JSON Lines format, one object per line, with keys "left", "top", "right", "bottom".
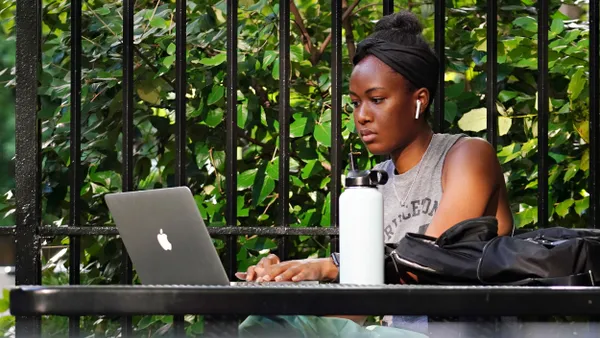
{"left": 4, "top": 0, "right": 600, "bottom": 337}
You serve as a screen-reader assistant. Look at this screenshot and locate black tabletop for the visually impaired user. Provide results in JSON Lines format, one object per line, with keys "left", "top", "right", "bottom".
{"left": 9, "top": 284, "right": 600, "bottom": 317}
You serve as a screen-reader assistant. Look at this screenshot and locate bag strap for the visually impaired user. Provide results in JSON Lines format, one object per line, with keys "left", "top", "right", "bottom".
{"left": 505, "top": 271, "right": 595, "bottom": 286}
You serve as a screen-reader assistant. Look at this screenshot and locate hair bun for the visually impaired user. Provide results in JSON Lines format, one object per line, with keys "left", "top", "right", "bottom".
{"left": 374, "top": 11, "right": 423, "bottom": 35}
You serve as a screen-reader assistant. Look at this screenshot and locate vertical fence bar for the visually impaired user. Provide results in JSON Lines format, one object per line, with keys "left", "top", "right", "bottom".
{"left": 537, "top": 0, "right": 549, "bottom": 228}
{"left": 69, "top": 0, "right": 82, "bottom": 336}
{"left": 226, "top": 0, "right": 238, "bottom": 280}
{"left": 174, "top": 0, "right": 187, "bottom": 188}
{"left": 173, "top": 0, "right": 187, "bottom": 333}
{"left": 278, "top": 0, "right": 291, "bottom": 259}
{"left": 383, "top": 0, "right": 393, "bottom": 15}
{"left": 378, "top": 0, "right": 393, "bottom": 165}
{"left": 330, "top": 0, "right": 342, "bottom": 252}
{"left": 486, "top": 0, "right": 497, "bottom": 148}
{"left": 15, "top": 0, "right": 42, "bottom": 335}
{"left": 589, "top": 0, "right": 599, "bottom": 229}
{"left": 433, "top": 0, "right": 445, "bottom": 133}
{"left": 121, "top": 0, "right": 135, "bottom": 335}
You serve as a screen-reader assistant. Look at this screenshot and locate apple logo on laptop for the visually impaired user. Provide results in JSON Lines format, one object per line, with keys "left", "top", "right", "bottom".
{"left": 157, "top": 229, "right": 172, "bottom": 251}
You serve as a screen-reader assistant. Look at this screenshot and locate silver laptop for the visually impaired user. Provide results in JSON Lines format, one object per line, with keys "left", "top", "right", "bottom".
{"left": 104, "top": 187, "right": 231, "bottom": 286}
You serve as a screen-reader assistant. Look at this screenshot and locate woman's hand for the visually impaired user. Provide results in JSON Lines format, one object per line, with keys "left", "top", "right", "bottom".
{"left": 235, "top": 254, "right": 338, "bottom": 282}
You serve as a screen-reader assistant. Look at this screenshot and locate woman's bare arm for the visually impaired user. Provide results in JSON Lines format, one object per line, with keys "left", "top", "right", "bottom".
{"left": 424, "top": 137, "right": 514, "bottom": 238}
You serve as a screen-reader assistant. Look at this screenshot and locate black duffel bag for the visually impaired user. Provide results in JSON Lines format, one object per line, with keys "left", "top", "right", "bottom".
{"left": 385, "top": 216, "right": 600, "bottom": 286}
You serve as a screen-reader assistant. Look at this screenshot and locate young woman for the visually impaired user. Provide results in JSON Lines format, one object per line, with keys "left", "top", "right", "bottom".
{"left": 236, "top": 10, "right": 514, "bottom": 334}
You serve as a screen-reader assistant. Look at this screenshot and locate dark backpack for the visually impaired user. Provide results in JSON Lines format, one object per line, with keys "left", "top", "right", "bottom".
{"left": 384, "top": 216, "right": 600, "bottom": 286}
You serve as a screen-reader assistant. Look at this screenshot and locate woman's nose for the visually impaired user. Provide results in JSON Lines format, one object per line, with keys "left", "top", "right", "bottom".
{"left": 355, "top": 105, "right": 372, "bottom": 125}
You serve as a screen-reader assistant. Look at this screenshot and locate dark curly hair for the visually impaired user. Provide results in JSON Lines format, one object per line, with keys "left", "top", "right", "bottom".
{"left": 354, "top": 11, "right": 438, "bottom": 115}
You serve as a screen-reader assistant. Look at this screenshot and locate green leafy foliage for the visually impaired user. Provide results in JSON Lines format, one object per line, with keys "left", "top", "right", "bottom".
{"left": 0, "top": 0, "right": 15, "bottom": 227}
{"left": 0, "top": 0, "right": 596, "bottom": 335}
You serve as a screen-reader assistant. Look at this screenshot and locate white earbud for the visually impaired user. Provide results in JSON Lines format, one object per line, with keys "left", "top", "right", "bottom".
{"left": 415, "top": 100, "right": 421, "bottom": 120}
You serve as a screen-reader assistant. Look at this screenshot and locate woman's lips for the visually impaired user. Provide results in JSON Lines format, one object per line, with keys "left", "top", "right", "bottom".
{"left": 359, "top": 129, "right": 376, "bottom": 143}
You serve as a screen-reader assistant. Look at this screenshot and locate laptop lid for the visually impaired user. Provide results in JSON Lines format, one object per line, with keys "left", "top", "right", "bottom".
{"left": 104, "top": 187, "right": 229, "bottom": 286}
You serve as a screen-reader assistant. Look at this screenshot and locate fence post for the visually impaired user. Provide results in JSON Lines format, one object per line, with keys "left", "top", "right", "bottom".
{"left": 14, "top": 0, "right": 42, "bottom": 335}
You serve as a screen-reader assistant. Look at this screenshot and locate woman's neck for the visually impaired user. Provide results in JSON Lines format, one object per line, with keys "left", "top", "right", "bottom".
{"left": 391, "top": 127, "right": 434, "bottom": 175}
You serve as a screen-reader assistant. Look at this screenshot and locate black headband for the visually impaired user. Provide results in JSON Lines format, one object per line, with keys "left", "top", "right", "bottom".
{"left": 353, "top": 38, "right": 439, "bottom": 99}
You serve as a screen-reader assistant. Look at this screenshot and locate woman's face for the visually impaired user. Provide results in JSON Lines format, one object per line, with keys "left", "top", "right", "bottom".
{"left": 349, "top": 55, "right": 424, "bottom": 156}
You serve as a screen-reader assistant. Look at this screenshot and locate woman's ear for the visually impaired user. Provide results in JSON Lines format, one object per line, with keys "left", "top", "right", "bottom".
{"left": 416, "top": 88, "right": 430, "bottom": 111}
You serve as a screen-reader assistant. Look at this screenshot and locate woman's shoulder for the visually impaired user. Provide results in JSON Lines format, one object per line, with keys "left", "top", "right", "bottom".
{"left": 443, "top": 135, "right": 500, "bottom": 179}
{"left": 446, "top": 135, "right": 495, "bottom": 158}
{"left": 373, "top": 158, "right": 394, "bottom": 172}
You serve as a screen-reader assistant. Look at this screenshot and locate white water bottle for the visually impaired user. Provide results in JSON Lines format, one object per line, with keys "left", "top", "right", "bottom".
{"left": 339, "top": 153, "right": 388, "bottom": 285}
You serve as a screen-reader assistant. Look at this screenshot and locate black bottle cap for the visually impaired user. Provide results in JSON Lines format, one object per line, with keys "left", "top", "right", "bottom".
{"left": 345, "top": 152, "right": 389, "bottom": 187}
{"left": 345, "top": 169, "right": 389, "bottom": 187}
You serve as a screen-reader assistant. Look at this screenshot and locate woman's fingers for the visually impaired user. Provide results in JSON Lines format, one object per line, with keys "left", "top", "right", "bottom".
{"left": 273, "top": 265, "right": 303, "bottom": 281}
{"left": 257, "top": 254, "right": 280, "bottom": 268}
{"left": 273, "top": 261, "right": 319, "bottom": 282}
{"left": 242, "top": 254, "right": 282, "bottom": 281}
{"left": 262, "top": 261, "right": 304, "bottom": 281}
{"left": 245, "top": 265, "right": 257, "bottom": 281}
{"left": 266, "top": 254, "right": 280, "bottom": 265}
{"left": 240, "top": 256, "right": 317, "bottom": 283}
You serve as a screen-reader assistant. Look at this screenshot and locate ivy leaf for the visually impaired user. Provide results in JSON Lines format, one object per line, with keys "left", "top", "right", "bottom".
{"left": 200, "top": 53, "right": 227, "bottom": 66}
{"left": 581, "top": 149, "right": 590, "bottom": 171}
{"left": 549, "top": 152, "right": 567, "bottom": 163}
{"left": 320, "top": 193, "right": 331, "bottom": 227}
{"left": 266, "top": 157, "right": 279, "bottom": 181}
{"left": 204, "top": 108, "right": 224, "bottom": 127}
{"left": 237, "top": 196, "right": 249, "bottom": 217}
{"left": 252, "top": 164, "right": 275, "bottom": 206}
{"left": 137, "top": 316, "right": 160, "bottom": 330}
{"left": 457, "top": 107, "right": 512, "bottom": 136}
{"left": 237, "top": 104, "right": 248, "bottom": 129}
{"left": 150, "top": 17, "right": 167, "bottom": 29}
{"left": 564, "top": 161, "right": 579, "bottom": 183}
{"left": 0, "top": 292, "right": 8, "bottom": 313}
{"left": 457, "top": 107, "right": 486, "bottom": 132}
{"left": 498, "top": 116, "right": 512, "bottom": 136}
{"left": 550, "top": 18, "right": 565, "bottom": 36}
{"left": 514, "top": 206, "right": 538, "bottom": 228}
{"left": 446, "top": 81, "right": 464, "bottom": 99}
{"left": 444, "top": 101, "right": 457, "bottom": 122}
{"left": 290, "top": 117, "right": 314, "bottom": 137}
{"left": 575, "top": 120, "right": 589, "bottom": 144}
{"left": 555, "top": 198, "right": 574, "bottom": 218}
{"left": 498, "top": 90, "right": 518, "bottom": 102}
{"left": 190, "top": 320, "right": 204, "bottom": 334}
{"left": 136, "top": 80, "right": 162, "bottom": 105}
{"left": 167, "top": 43, "right": 176, "bottom": 55}
{"left": 271, "top": 58, "right": 280, "bottom": 80}
{"left": 575, "top": 197, "right": 590, "bottom": 215}
{"left": 248, "top": 0, "right": 267, "bottom": 11}
{"left": 301, "top": 160, "right": 321, "bottom": 179}
{"left": 262, "top": 51, "right": 277, "bottom": 69}
{"left": 238, "top": 169, "right": 257, "bottom": 191}
{"left": 207, "top": 85, "right": 224, "bottom": 105}
{"left": 162, "top": 55, "right": 175, "bottom": 68}
{"left": 290, "top": 45, "right": 303, "bottom": 62}
{"left": 212, "top": 150, "right": 226, "bottom": 173}
{"left": 314, "top": 121, "right": 331, "bottom": 147}
{"left": 513, "top": 16, "right": 537, "bottom": 33}
{"left": 568, "top": 68, "right": 586, "bottom": 101}
{"left": 96, "top": 7, "right": 110, "bottom": 15}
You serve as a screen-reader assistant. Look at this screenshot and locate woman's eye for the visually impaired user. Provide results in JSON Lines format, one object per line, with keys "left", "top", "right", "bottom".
{"left": 351, "top": 101, "right": 359, "bottom": 107}
{"left": 371, "top": 97, "right": 384, "bottom": 104}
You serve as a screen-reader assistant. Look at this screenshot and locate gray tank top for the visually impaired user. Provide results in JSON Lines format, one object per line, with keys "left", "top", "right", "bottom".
{"left": 374, "top": 133, "right": 465, "bottom": 244}
{"left": 375, "top": 133, "right": 464, "bottom": 333}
